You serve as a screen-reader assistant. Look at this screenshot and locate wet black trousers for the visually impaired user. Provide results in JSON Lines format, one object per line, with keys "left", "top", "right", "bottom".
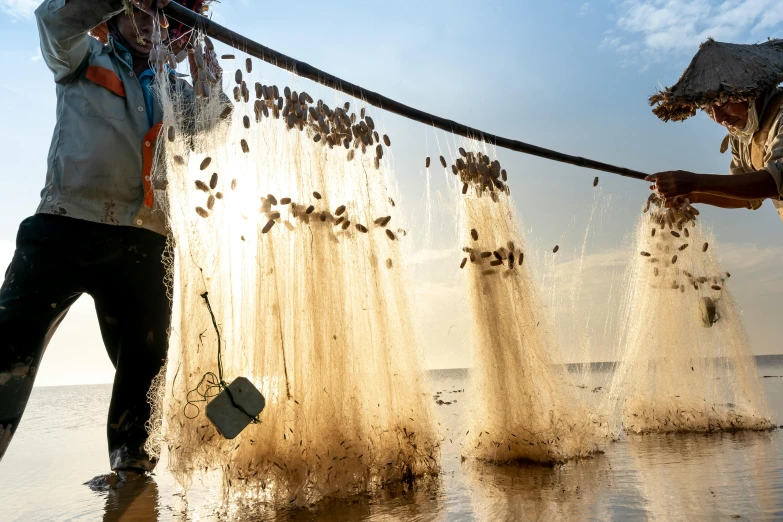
{"left": 0, "top": 214, "right": 171, "bottom": 472}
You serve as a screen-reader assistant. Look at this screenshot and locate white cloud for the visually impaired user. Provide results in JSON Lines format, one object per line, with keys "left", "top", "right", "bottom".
{"left": 412, "top": 277, "right": 472, "bottom": 369}
{"left": 407, "top": 247, "right": 454, "bottom": 265}
{"left": 548, "top": 240, "right": 783, "bottom": 295}
{"left": 605, "top": 0, "right": 783, "bottom": 65}
{"left": 30, "top": 49, "right": 41, "bottom": 62}
{"left": 0, "top": 0, "right": 38, "bottom": 20}
{"left": 715, "top": 241, "right": 783, "bottom": 290}
{"left": 0, "top": 239, "right": 14, "bottom": 263}
{"left": 580, "top": 2, "right": 592, "bottom": 16}
{"left": 402, "top": 235, "right": 783, "bottom": 365}
{"left": 600, "top": 35, "right": 623, "bottom": 50}
{"left": 548, "top": 239, "right": 783, "bottom": 358}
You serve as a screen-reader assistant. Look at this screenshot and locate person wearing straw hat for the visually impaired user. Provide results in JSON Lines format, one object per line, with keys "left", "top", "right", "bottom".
{"left": 0, "top": 0, "right": 221, "bottom": 488}
{"left": 645, "top": 38, "right": 783, "bottom": 222}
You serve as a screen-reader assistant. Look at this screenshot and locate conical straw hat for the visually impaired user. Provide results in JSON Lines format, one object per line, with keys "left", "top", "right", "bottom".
{"left": 650, "top": 38, "right": 783, "bottom": 122}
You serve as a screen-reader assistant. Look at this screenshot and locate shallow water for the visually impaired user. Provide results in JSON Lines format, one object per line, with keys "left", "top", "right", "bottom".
{"left": 1, "top": 357, "right": 781, "bottom": 521}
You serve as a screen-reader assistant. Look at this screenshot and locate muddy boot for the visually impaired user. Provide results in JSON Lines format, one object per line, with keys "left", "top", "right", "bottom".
{"left": 109, "top": 445, "right": 157, "bottom": 474}
{"left": 84, "top": 469, "right": 147, "bottom": 492}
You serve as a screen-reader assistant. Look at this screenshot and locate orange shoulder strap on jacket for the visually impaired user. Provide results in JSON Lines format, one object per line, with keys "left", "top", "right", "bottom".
{"left": 142, "top": 122, "right": 163, "bottom": 208}
{"left": 85, "top": 66, "right": 126, "bottom": 98}
{"left": 750, "top": 91, "right": 783, "bottom": 170}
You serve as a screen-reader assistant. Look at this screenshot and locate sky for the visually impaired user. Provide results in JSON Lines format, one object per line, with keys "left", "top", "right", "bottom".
{"left": 0, "top": 0, "right": 782, "bottom": 386}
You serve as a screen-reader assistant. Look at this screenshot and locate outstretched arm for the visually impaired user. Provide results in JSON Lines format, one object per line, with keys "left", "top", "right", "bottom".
{"left": 647, "top": 170, "right": 779, "bottom": 200}
{"left": 646, "top": 169, "right": 780, "bottom": 209}
{"left": 687, "top": 193, "right": 758, "bottom": 209}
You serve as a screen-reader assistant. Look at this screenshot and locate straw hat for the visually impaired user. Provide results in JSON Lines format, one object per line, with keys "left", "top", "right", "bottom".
{"left": 649, "top": 38, "right": 783, "bottom": 122}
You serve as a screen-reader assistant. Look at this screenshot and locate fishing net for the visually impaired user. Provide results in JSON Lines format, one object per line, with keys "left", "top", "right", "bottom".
{"left": 147, "top": 43, "right": 438, "bottom": 506}
{"left": 605, "top": 196, "right": 774, "bottom": 435}
{"left": 448, "top": 147, "right": 606, "bottom": 464}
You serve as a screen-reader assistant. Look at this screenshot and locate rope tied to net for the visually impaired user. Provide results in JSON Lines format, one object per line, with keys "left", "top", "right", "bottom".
{"left": 184, "top": 291, "right": 261, "bottom": 424}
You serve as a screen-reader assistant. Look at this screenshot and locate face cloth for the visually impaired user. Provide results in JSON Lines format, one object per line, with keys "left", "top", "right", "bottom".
{"left": 726, "top": 99, "right": 759, "bottom": 146}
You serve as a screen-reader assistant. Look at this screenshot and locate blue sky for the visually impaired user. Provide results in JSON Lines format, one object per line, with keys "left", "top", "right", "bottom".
{"left": 1, "top": 0, "right": 782, "bottom": 385}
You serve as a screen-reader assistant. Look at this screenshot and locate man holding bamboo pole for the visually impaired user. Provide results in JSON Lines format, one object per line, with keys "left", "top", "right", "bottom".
{"left": 0, "top": 0, "right": 222, "bottom": 488}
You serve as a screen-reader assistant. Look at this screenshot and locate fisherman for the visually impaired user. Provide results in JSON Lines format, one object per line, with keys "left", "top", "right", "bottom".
{"left": 645, "top": 38, "right": 783, "bottom": 221}
{"left": 0, "top": 0, "right": 222, "bottom": 486}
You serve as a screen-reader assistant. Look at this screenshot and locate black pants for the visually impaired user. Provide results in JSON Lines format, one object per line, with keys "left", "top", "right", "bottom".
{"left": 0, "top": 214, "right": 171, "bottom": 472}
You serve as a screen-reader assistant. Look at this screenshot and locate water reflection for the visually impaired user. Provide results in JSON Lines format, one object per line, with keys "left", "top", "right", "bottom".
{"left": 116, "top": 432, "right": 776, "bottom": 521}
{"left": 461, "top": 456, "right": 609, "bottom": 521}
{"left": 101, "top": 475, "right": 160, "bottom": 522}
{"left": 2, "top": 368, "right": 781, "bottom": 521}
{"left": 626, "top": 431, "right": 783, "bottom": 521}
{"left": 200, "top": 474, "right": 445, "bottom": 521}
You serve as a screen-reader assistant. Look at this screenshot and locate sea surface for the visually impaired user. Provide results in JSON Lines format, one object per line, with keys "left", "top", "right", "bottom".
{"left": 1, "top": 356, "right": 782, "bottom": 521}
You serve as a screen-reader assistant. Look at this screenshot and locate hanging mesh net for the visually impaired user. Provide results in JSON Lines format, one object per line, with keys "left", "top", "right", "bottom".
{"left": 449, "top": 147, "right": 606, "bottom": 464}
{"left": 137, "top": 23, "right": 776, "bottom": 509}
{"left": 147, "top": 45, "right": 439, "bottom": 506}
{"left": 606, "top": 196, "right": 774, "bottom": 435}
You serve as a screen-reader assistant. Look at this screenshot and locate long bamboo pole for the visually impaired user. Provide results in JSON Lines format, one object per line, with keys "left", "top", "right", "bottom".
{"left": 162, "top": 2, "right": 649, "bottom": 181}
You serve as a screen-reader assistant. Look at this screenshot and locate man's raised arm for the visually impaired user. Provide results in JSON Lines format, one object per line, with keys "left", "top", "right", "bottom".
{"left": 35, "top": 0, "right": 125, "bottom": 83}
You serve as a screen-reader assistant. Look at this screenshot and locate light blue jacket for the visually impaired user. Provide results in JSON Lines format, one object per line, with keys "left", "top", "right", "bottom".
{"left": 35, "top": 0, "right": 195, "bottom": 235}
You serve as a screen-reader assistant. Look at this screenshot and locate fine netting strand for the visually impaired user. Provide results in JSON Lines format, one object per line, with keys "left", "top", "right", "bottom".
{"left": 451, "top": 146, "right": 606, "bottom": 464}
{"left": 462, "top": 456, "right": 607, "bottom": 521}
{"left": 149, "top": 44, "right": 439, "bottom": 506}
{"left": 604, "top": 196, "right": 775, "bottom": 435}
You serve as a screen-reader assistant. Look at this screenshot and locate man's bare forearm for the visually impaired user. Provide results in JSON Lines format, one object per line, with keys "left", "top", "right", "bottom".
{"left": 689, "top": 193, "right": 755, "bottom": 209}
{"left": 693, "top": 170, "right": 779, "bottom": 200}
